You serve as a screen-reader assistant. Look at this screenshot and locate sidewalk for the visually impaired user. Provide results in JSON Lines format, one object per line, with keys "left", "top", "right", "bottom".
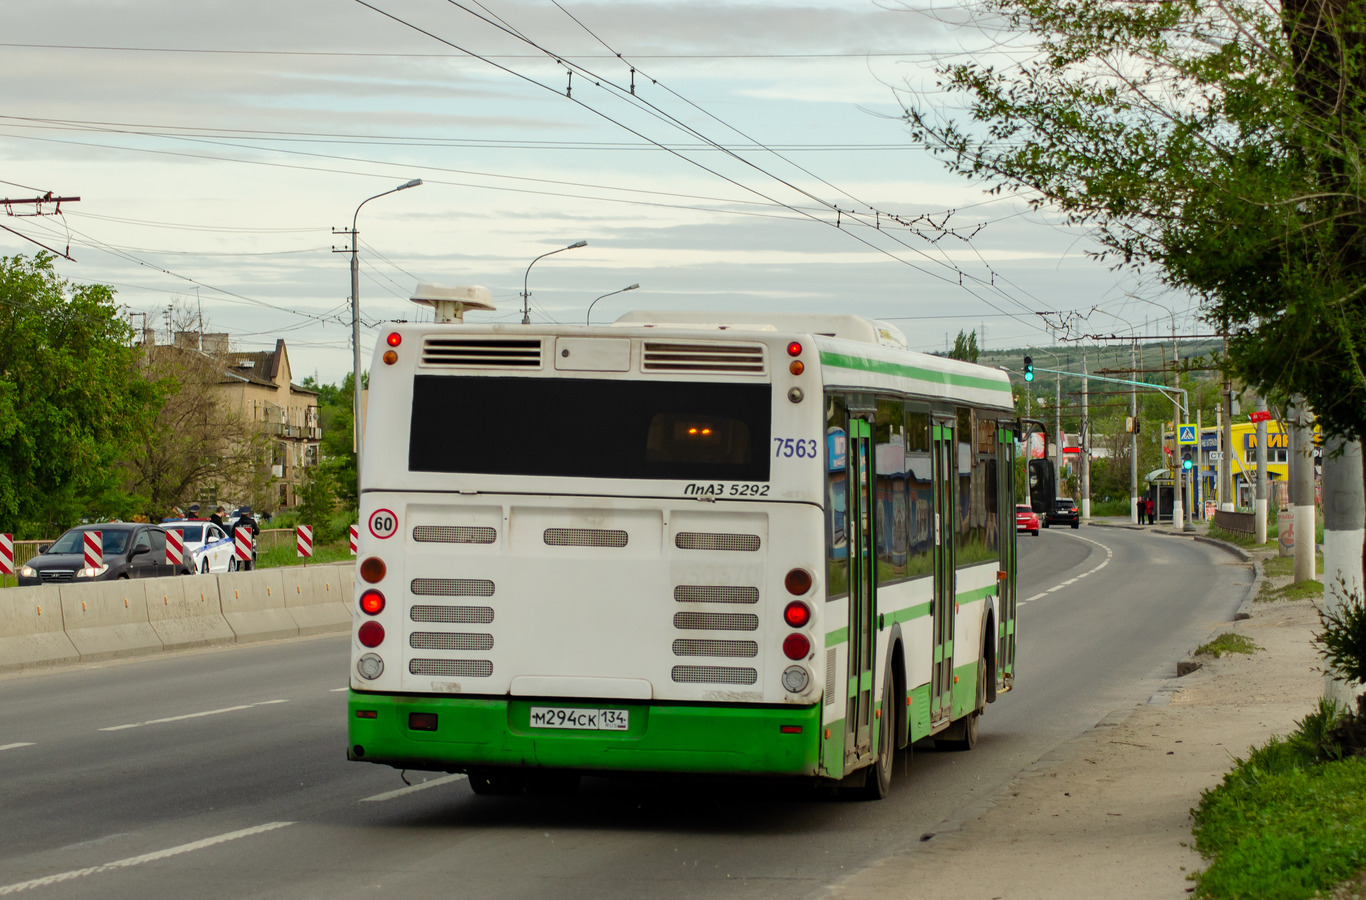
{"left": 827, "top": 529, "right": 1322, "bottom": 899}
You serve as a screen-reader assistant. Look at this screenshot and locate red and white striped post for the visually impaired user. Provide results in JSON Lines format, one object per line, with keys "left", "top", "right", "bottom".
{"left": 166, "top": 528, "right": 184, "bottom": 568}
{"left": 83, "top": 530, "right": 103, "bottom": 570}
{"left": 296, "top": 525, "right": 313, "bottom": 559}
{"left": 234, "top": 527, "right": 252, "bottom": 566}
{"left": 349, "top": 524, "right": 358, "bottom": 556}
{"left": 0, "top": 533, "right": 13, "bottom": 577}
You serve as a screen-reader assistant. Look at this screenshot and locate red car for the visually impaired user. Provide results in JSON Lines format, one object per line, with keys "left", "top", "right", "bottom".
{"left": 1015, "top": 504, "right": 1040, "bottom": 536}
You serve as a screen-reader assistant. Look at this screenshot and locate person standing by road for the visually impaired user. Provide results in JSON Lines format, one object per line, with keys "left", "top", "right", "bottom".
{"left": 210, "top": 506, "right": 225, "bottom": 528}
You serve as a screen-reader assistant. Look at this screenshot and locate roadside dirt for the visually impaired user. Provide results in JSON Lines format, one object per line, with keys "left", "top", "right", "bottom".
{"left": 828, "top": 540, "right": 1325, "bottom": 900}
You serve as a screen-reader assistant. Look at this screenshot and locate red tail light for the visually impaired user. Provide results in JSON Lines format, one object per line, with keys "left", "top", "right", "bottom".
{"left": 360, "top": 589, "right": 385, "bottom": 615}
{"left": 783, "top": 633, "right": 811, "bottom": 660}
{"left": 787, "top": 341, "right": 802, "bottom": 357}
{"left": 358, "top": 621, "right": 385, "bottom": 648}
{"left": 387, "top": 332, "right": 402, "bottom": 347}
{"left": 783, "top": 600, "right": 811, "bottom": 628}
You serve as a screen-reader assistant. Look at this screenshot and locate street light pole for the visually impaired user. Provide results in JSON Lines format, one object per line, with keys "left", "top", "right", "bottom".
{"left": 522, "top": 240, "right": 587, "bottom": 325}
{"left": 586, "top": 283, "right": 639, "bottom": 325}
{"left": 350, "top": 178, "right": 422, "bottom": 497}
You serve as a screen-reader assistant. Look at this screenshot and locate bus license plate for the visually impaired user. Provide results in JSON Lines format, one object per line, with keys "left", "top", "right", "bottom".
{"left": 529, "top": 707, "right": 629, "bottom": 731}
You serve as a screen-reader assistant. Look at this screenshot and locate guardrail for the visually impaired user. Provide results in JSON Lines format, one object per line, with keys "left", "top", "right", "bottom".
{"left": 0, "top": 564, "right": 354, "bottom": 672}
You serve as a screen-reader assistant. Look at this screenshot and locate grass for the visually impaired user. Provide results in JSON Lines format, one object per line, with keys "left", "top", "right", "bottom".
{"left": 1195, "top": 633, "right": 1260, "bottom": 657}
{"left": 1207, "top": 521, "right": 1277, "bottom": 550}
{"left": 1265, "top": 554, "right": 1324, "bottom": 578}
{"left": 1192, "top": 702, "right": 1366, "bottom": 899}
{"left": 256, "top": 540, "right": 354, "bottom": 568}
{"left": 1258, "top": 579, "right": 1326, "bottom": 603}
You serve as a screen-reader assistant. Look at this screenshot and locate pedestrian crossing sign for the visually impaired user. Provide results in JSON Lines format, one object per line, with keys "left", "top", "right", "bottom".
{"left": 1178, "top": 425, "right": 1197, "bottom": 444}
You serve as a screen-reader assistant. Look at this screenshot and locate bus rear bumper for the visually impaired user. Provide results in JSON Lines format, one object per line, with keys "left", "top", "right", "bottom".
{"left": 347, "top": 692, "right": 822, "bottom": 777}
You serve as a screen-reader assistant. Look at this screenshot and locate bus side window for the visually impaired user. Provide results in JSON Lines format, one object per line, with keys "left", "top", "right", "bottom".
{"left": 825, "top": 394, "right": 850, "bottom": 599}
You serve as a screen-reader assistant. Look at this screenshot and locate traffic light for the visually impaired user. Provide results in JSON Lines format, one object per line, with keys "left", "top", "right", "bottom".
{"left": 1181, "top": 449, "right": 1193, "bottom": 471}
{"left": 1024, "top": 355, "right": 1034, "bottom": 382}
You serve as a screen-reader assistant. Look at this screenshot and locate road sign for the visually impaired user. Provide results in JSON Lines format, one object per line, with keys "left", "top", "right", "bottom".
{"left": 1249, "top": 410, "right": 1272, "bottom": 422}
{"left": 0, "top": 533, "right": 12, "bottom": 576}
{"left": 1208, "top": 451, "right": 1223, "bottom": 461}
{"left": 1178, "top": 425, "right": 1197, "bottom": 444}
{"left": 234, "top": 526, "right": 252, "bottom": 562}
{"left": 166, "top": 528, "right": 184, "bottom": 567}
{"left": 296, "top": 525, "right": 313, "bottom": 558}
{"left": 83, "top": 530, "right": 102, "bottom": 569}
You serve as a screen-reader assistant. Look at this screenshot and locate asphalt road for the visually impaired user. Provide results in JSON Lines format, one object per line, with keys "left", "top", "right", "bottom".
{"left": 0, "top": 526, "right": 1251, "bottom": 899}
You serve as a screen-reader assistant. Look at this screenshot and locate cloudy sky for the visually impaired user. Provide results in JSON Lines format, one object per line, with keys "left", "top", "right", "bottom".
{"left": 0, "top": 0, "right": 1201, "bottom": 384}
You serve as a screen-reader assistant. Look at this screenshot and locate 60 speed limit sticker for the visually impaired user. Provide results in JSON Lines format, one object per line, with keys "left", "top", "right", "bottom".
{"left": 368, "top": 508, "right": 399, "bottom": 539}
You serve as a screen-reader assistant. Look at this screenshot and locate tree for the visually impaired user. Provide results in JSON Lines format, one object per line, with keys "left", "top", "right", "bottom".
{"left": 0, "top": 253, "right": 158, "bottom": 535}
{"left": 904, "top": 0, "right": 1366, "bottom": 441}
{"left": 302, "top": 372, "right": 358, "bottom": 511}
{"left": 948, "top": 329, "right": 980, "bottom": 363}
{"left": 120, "top": 343, "right": 274, "bottom": 521}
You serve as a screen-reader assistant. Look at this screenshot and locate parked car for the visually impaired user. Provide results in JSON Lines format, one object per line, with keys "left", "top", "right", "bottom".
{"left": 160, "top": 519, "right": 239, "bottom": 574}
{"left": 1015, "top": 504, "right": 1040, "bottom": 536}
{"left": 1045, "top": 497, "right": 1080, "bottom": 529}
{"left": 17, "top": 522, "right": 189, "bottom": 585}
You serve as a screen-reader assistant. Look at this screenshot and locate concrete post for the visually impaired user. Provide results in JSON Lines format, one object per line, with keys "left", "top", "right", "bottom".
{"left": 1081, "top": 349, "right": 1090, "bottom": 521}
{"left": 1289, "top": 396, "right": 1316, "bottom": 583}
{"left": 1321, "top": 437, "right": 1364, "bottom": 707}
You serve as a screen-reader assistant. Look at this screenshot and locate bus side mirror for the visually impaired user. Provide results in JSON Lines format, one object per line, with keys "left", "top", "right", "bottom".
{"left": 1028, "top": 459, "right": 1055, "bottom": 514}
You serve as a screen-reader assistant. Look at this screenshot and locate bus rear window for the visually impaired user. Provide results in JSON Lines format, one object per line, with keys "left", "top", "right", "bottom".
{"left": 409, "top": 376, "right": 771, "bottom": 481}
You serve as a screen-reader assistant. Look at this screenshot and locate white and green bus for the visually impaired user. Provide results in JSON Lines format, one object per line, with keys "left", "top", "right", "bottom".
{"left": 348, "top": 298, "right": 1021, "bottom": 799}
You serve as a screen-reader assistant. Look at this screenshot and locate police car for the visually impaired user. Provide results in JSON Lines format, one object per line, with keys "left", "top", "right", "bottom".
{"left": 161, "top": 519, "right": 239, "bottom": 574}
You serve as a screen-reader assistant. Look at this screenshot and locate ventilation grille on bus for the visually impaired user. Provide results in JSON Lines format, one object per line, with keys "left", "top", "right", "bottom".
{"left": 674, "top": 532, "right": 761, "bottom": 552}
{"left": 409, "top": 659, "right": 494, "bottom": 677}
{"left": 825, "top": 648, "right": 838, "bottom": 706}
{"left": 672, "top": 639, "right": 758, "bottom": 658}
{"left": 410, "top": 632, "right": 494, "bottom": 652}
{"left": 411, "top": 604, "right": 494, "bottom": 624}
{"left": 544, "top": 528, "right": 628, "bottom": 548}
{"left": 673, "top": 585, "right": 759, "bottom": 604}
{"left": 422, "top": 337, "right": 543, "bottom": 369}
{"left": 413, "top": 525, "right": 496, "bottom": 544}
{"left": 642, "top": 341, "right": 766, "bottom": 374}
{"left": 671, "top": 665, "right": 758, "bottom": 685}
{"left": 673, "top": 612, "right": 759, "bottom": 631}
{"left": 411, "top": 578, "right": 495, "bottom": 597}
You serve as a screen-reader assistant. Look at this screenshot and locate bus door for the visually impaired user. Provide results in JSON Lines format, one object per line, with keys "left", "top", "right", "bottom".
{"left": 930, "top": 419, "right": 957, "bottom": 724}
{"left": 844, "top": 416, "right": 877, "bottom": 768}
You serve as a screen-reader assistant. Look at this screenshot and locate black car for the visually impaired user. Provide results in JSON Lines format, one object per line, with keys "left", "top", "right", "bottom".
{"left": 1044, "top": 497, "right": 1080, "bottom": 529}
{"left": 17, "top": 522, "right": 189, "bottom": 585}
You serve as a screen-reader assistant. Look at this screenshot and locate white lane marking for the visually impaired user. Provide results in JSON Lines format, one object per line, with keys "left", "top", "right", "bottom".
{"left": 361, "top": 773, "right": 466, "bottom": 802}
{"left": 1018, "top": 531, "right": 1115, "bottom": 607}
{"left": 99, "top": 700, "right": 288, "bottom": 732}
{"left": 0, "top": 822, "right": 294, "bottom": 895}
{"left": 0, "top": 743, "right": 35, "bottom": 752}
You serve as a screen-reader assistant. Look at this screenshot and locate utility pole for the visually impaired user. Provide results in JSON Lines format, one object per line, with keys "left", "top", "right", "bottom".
{"left": 1081, "top": 348, "right": 1090, "bottom": 520}
{"left": 1289, "top": 395, "right": 1316, "bottom": 582}
{"left": 1171, "top": 335, "right": 1184, "bottom": 531}
{"left": 1322, "top": 435, "right": 1364, "bottom": 706}
{"left": 1221, "top": 335, "right": 1234, "bottom": 511}
{"left": 1255, "top": 396, "right": 1269, "bottom": 544}
{"left": 1130, "top": 340, "right": 1138, "bottom": 524}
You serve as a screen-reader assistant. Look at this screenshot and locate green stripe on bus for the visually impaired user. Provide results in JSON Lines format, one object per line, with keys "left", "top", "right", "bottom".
{"left": 889, "top": 601, "right": 932, "bottom": 625}
{"left": 348, "top": 693, "right": 822, "bottom": 776}
{"left": 826, "top": 626, "right": 849, "bottom": 648}
{"left": 820, "top": 351, "right": 1013, "bottom": 397}
{"left": 956, "top": 584, "right": 998, "bottom": 604}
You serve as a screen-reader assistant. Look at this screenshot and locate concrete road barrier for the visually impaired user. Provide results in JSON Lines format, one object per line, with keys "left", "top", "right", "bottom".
{"left": 144, "top": 576, "right": 234, "bottom": 651}
{"left": 0, "top": 586, "right": 79, "bottom": 670}
{"left": 217, "top": 568, "right": 298, "bottom": 643}
{"left": 282, "top": 564, "right": 353, "bottom": 636}
{"left": 59, "top": 580, "right": 162, "bottom": 661}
